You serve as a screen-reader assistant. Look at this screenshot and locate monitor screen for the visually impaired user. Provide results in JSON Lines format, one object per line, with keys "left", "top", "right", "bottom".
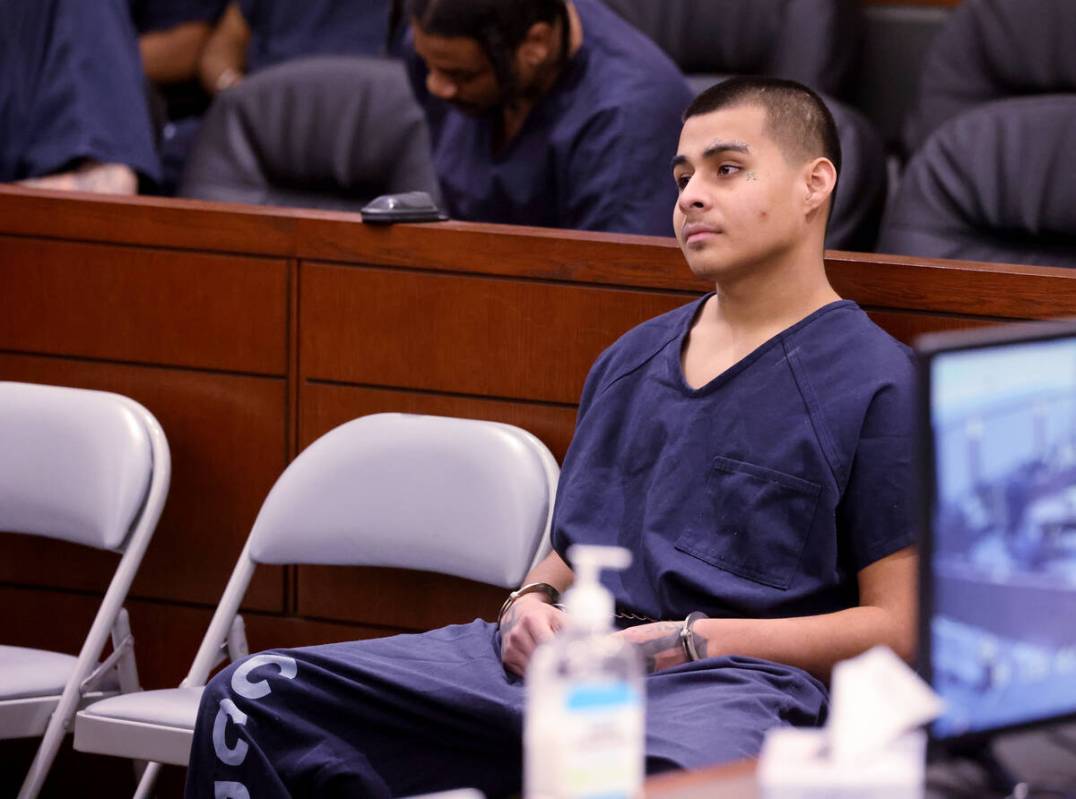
{"left": 922, "top": 325, "right": 1076, "bottom": 743}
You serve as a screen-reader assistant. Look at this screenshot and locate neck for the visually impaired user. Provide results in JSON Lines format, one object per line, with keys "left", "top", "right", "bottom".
{"left": 500, "top": 2, "right": 583, "bottom": 143}
{"left": 710, "top": 242, "right": 840, "bottom": 334}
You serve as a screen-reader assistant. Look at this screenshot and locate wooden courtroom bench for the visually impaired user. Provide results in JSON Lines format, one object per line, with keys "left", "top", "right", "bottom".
{"left": 0, "top": 186, "right": 1072, "bottom": 792}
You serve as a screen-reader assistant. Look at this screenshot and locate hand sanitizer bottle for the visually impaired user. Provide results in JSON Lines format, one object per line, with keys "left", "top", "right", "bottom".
{"left": 524, "top": 545, "right": 644, "bottom": 799}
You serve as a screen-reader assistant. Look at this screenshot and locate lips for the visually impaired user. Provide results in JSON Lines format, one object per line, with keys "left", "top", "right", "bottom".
{"left": 681, "top": 222, "right": 721, "bottom": 243}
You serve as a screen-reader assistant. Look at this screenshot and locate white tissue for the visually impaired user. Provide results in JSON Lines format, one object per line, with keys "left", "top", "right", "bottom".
{"left": 827, "top": 645, "right": 945, "bottom": 762}
{"left": 758, "top": 646, "right": 945, "bottom": 798}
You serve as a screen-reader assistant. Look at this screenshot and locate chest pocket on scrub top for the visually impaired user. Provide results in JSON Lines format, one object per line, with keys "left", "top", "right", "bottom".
{"left": 675, "top": 456, "right": 822, "bottom": 590}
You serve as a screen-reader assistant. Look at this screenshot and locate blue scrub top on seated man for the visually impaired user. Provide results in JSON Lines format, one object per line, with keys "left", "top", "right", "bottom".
{"left": 408, "top": 0, "right": 694, "bottom": 236}
{"left": 238, "top": 0, "right": 391, "bottom": 72}
{"left": 130, "top": 0, "right": 228, "bottom": 33}
{"left": 0, "top": 0, "right": 161, "bottom": 187}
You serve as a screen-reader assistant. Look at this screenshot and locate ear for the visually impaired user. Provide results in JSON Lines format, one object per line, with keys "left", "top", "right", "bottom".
{"left": 517, "top": 21, "right": 555, "bottom": 67}
{"left": 802, "top": 157, "right": 837, "bottom": 217}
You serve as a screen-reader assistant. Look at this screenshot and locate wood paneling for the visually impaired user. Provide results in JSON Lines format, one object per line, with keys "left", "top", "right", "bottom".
{"left": 300, "top": 263, "right": 694, "bottom": 403}
{"left": 0, "top": 236, "right": 288, "bottom": 374}
{"left": 863, "top": 310, "right": 992, "bottom": 345}
{"left": 827, "top": 252, "right": 1076, "bottom": 320}
{"left": 298, "top": 216, "right": 696, "bottom": 290}
{"left": 299, "top": 382, "right": 578, "bottom": 461}
{"left": 0, "top": 355, "right": 287, "bottom": 610}
{"left": 0, "top": 187, "right": 298, "bottom": 256}
{"left": 297, "top": 565, "right": 508, "bottom": 631}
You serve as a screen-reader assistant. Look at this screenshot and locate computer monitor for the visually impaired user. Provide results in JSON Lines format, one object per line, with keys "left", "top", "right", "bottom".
{"left": 918, "top": 319, "right": 1076, "bottom": 749}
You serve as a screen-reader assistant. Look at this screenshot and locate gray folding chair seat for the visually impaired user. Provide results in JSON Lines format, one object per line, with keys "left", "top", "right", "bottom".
{"left": 0, "top": 647, "right": 122, "bottom": 698}
{"left": 601, "top": 0, "right": 862, "bottom": 99}
{"left": 0, "top": 382, "right": 170, "bottom": 799}
{"left": 879, "top": 95, "right": 1076, "bottom": 267}
{"left": 74, "top": 412, "right": 559, "bottom": 798}
{"left": 903, "top": 0, "right": 1076, "bottom": 154}
{"left": 73, "top": 686, "right": 203, "bottom": 764}
{"left": 179, "top": 55, "right": 441, "bottom": 212}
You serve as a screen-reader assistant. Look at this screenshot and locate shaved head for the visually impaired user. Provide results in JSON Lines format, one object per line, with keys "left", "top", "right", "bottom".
{"left": 684, "top": 77, "right": 841, "bottom": 180}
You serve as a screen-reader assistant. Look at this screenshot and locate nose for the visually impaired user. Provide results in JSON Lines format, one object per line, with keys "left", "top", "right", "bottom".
{"left": 426, "top": 70, "right": 458, "bottom": 100}
{"left": 676, "top": 174, "right": 709, "bottom": 215}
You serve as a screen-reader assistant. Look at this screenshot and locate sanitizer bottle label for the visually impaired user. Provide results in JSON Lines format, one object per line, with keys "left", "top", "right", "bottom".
{"left": 556, "top": 680, "right": 644, "bottom": 799}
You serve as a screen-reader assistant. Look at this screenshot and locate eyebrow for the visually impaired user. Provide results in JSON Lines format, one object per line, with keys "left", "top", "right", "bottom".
{"left": 671, "top": 140, "right": 751, "bottom": 170}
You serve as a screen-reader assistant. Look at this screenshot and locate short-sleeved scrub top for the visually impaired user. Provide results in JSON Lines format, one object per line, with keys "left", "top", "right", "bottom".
{"left": 416, "top": 0, "right": 695, "bottom": 236}
{"left": 238, "top": 0, "right": 390, "bottom": 74}
{"left": 0, "top": 0, "right": 161, "bottom": 184}
{"left": 553, "top": 296, "right": 917, "bottom": 621}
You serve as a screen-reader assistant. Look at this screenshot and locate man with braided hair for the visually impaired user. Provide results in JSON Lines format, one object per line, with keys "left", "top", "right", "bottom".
{"left": 402, "top": 0, "right": 693, "bottom": 236}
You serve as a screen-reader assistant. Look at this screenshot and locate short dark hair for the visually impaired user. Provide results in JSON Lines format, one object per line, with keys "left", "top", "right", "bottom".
{"left": 684, "top": 77, "right": 842, "bottom": 180}
{"left": 405, "top": 0, "right": 570, "bottom": 104}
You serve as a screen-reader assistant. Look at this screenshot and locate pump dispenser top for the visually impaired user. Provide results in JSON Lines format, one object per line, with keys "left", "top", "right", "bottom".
{"left": 563, "top": 544, "right": 632, "bottom": 632}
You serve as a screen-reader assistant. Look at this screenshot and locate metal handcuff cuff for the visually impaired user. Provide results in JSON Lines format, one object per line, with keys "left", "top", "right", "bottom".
{"left": 497, "top": 582, "right": 561, "bottom": 627}
{"left": 680, "top": 611, "right": 708, "bottom": 662}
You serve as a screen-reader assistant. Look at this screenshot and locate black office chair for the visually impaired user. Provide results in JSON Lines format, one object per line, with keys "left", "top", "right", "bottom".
{"left": 179, "top": 56, "right": 441, "bottom": 212}
{"left": 600, "top": 0, "right": 862, "bottom": 99}
{"left": 903, "top": 0, "right": 1076, "bottom": 155}
{"left": 825, "top": 98, "right": 887, "bottom": 253}
{"left": 879, "top": 96, "right": 1076, "bottom": 268}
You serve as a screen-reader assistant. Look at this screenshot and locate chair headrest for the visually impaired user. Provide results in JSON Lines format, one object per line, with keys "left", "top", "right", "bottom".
{"left": 180, "top": 56, "right": 441, "bottom": 212}
{"left": 601, "top": 0, "right": 861, "bottom": 98}
{"left": 904, "top": 0, "right": 1076, "bottom": 153}
{"left": 881, "top": 95, "right": 1076, "bottom": 267}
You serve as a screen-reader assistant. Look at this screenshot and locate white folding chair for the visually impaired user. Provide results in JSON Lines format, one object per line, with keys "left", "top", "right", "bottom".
{"left": 0, "top": 381, "right": 171, "bottom": 799}
{"left": 74, "top": 412, "right": 559, "bottom": 798}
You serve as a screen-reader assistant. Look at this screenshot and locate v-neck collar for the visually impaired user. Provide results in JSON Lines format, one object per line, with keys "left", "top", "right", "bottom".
{"left": 670, "top": 293, "right": 857, "bottom": 397}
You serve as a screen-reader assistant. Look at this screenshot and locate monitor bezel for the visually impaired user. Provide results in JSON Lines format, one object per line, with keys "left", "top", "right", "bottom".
{"left": 916, "top": 317, "right": 1076, "bottom": 750}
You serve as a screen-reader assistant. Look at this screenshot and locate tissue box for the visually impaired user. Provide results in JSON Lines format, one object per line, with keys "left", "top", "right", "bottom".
{"left": 757, "top": 727, "right": 926, "bottom": 799}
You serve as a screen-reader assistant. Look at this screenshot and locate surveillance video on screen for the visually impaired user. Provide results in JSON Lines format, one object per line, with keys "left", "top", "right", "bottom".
{"left": 930, "top": 336, "right": 1076, "bottom": 739}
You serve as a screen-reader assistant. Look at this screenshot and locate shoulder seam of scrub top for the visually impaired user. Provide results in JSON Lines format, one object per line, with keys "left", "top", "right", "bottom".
{"left": 781, "top": 335, "right": 846, "bottom": 489}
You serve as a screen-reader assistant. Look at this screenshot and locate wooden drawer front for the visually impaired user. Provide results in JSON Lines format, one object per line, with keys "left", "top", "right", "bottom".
{"left": 300, "top": 263, "right": 694, "bottom": 403}
{"left": 0, "top": 236, "right": 288, "bottom": 374}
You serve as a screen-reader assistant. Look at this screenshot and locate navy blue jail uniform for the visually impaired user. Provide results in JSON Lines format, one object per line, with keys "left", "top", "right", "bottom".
{"left": 185, "top": 297, "right": 916, "bottom": 799}
{"left": 410, "top": 0, "right": 694, "bottom": 237}
{"left": 130, "top": 0, "right": 227, "bottom": 31}
{"left": 0, "top": 0, "right": 161, "bottom": 184}
{"left": 238, "top": 0, "right": 391, "bottom": 73}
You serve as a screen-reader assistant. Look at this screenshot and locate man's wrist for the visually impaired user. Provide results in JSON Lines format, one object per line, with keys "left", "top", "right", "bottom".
{"left": 497, "top": 581, "right": 560, "bottom": 627}
{"left": 680, "top": 611, "right": 708, "bottom": 662}
{"left": 214, "top": 66, "right": 241, "bottom": 92}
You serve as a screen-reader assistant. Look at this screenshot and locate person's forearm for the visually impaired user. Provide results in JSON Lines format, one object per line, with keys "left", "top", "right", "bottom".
{"left": 519, "top": 549, "right": 574, "bottom": 595}
{"left": 694, "top": 603, "right": 916, "bottom": 680}
{"left": 19, "top": 162, "right": 138, "bottom": 195}
{"left": 140, "top": 21, "right": 212, "bottom": 84}
{"left": 198, "top": 3, "right": 249, "bottom": 94}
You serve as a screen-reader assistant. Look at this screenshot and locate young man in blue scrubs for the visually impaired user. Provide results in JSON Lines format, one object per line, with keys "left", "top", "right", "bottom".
{"left": 405, "top": 0, "right": 694, "bottom": 236}
{"left": 185, "top": 77, "right": 916, "bottom": 798}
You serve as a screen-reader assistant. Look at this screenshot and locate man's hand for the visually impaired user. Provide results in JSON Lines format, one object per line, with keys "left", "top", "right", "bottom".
{"left": 19, "top": 162, "right": 137, "bottom": 195}
{"left": 614, "top": 621, "right": 691, "bottom": 674}
{"left": 500, "top": 595, "right": 567, "bottom": 677}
